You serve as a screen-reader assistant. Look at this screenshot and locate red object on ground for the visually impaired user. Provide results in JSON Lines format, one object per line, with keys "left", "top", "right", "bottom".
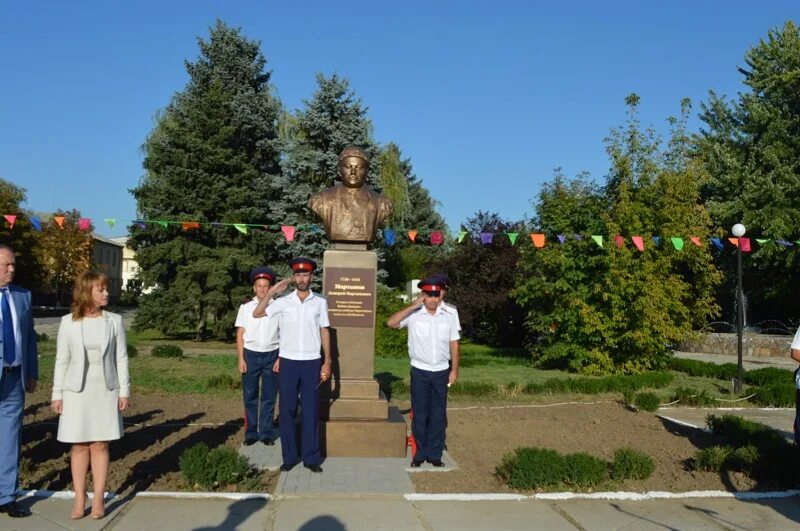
{"left": 408, "top": 409, "right": 417, "bottom": 458}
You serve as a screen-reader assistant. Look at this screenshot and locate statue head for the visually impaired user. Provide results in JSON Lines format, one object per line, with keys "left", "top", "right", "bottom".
{"left": 337, "top": 145, "right": 369, "bottom": 189}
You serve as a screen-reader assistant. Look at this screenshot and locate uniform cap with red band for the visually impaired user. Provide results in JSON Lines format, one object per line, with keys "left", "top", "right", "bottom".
{"left": 417, "top": 277, "right": 443, "bottom": 295}
{"left": 249, "top": 266, "right": 276, "bottom": 284}
{"left": 288, "top": 257, "right": 317, "bottom": 273}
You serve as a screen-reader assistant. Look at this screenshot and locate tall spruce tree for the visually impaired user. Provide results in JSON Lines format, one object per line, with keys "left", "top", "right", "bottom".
{"left": 514, "top": 96, "right": 721, "bottom": 374}
{"left": 697, "top": 21, "right": 800, "bottom": 323}
{"left": 130, "top": 20, "right": 282, "bottom": 340}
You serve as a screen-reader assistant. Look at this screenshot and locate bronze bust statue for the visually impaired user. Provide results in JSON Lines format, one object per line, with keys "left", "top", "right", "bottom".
{"left": 309, "top": 146, "right": 393, "bottom": 243}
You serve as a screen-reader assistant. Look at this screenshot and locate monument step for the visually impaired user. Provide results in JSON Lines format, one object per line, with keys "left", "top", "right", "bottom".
{"left": 322, "top": 393, "right": 390, "bottom": 420}
{"left": 322, "top": 407, "right": 408, "bottom": 457}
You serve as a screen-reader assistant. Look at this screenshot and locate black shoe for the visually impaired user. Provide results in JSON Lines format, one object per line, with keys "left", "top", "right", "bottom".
{"left": 428, "top": 459, "right": 445, "bottom": 467}
{"left": 280, "top": 462, "right": 298, "bottom": 472}
{"left": 260, "top": 438, "right": 275, "bottom": 446}
{"left": 410, "top": 460, "right": 423, "bottom": 468}
{"left": 304, "top": 464, "right": 323, "bottom": 473}
{"left": 0, "top": 501, "right": 31, "bottom": 518}
{"left": 243, "top": 438, "right": 257, "bottom": 447}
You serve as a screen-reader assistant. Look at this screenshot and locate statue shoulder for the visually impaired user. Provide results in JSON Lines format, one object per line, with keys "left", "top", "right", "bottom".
{"left": 308, "top": 185, "right": 337, "bottom": 209}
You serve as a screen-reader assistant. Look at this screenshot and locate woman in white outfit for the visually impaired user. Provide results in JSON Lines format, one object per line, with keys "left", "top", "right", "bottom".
{"left": 50, "top": 271, "right": 130, "bottom": 520}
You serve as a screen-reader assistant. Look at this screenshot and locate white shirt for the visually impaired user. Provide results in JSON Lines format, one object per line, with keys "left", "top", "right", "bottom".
{"left": 400, "top": 305, "right": 460, "bottom": 372}
{"left": 235, "top": 297, "right": 280, "bottom": 352}
{"left": 0, "top": 287, "right": 21, "bottom": 367}
{"left": 791, "top": 326, "right": 800, "bottom": 389}
{"left": 265, "top": 290, "right": 330, "bottom": 361}
{"left": 441, "top": 302, "right": 461, "bottom": 332}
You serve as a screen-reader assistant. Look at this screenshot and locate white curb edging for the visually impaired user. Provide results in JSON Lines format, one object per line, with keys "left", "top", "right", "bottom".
{"left": 405, "top": 489, "right": 800, "bottom": 502}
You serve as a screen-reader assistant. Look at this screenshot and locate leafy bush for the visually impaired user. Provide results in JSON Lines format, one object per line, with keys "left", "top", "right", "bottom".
{"left": 375, "top": 285, "right": 409, "bottom": 358}
{"left": 750, "top": 383, "right": 795, "bottom": 407}
{"left": 179, "top": 443, "right": 254, "bottom": 489}
{"left": 127, "top": 342, "right": 138, "bottom": 358}
{"left": 667, "top": 358, "right": 737, "bottom": 380}
{"left": 563, "top": 452, "right": 608, "bottom": 488}
{"left": 448, "top": 381, "right": 497, "bottom": 396}
{"left": 611, "top": 448, "right": 655, "bottom": 480}
{"left": 692, "top": 446, "right": 731, "bottom": 472}
{"left": 524, "top": 372, "right": 673, "bottom": 396}
{"left": 206, "top": 374, "right": 241, "bottom": 390}
{"left": 634, "top": 392, "right": 661, "bottom": 412}
{"left": 151, "top": 344, "right": 184, "bottom": 358}
{"left": 533, "top": 342, "right": 589, "bottom": 371}
{"left": 496, "top": 448, "right": 566, "bottom": 489}
{"left": 743, "top": 367, "right": 793, "bottom": 387}
{"left": 36, "top": 332, "right": 50, "bottom": 342}
{"left": 671, "top": 387, "right": 716, "bottom": 406}
{"left": 727, "top": 445, "right": 760, "bottom": 471}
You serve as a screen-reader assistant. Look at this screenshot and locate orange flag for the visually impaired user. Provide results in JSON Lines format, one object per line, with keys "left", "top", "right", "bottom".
{"left": 408, "top": 230, "right": 418, "bottom": 242}
{"left": 728, "top": 237, "right": 738, "bottom": 248}
{"left": 3, "top": 215, "right": 16, "bottom": 229}
{"left": 182, "top": 221, "right": 200, "bottom": 231}
{"left": 54, "top": 216, "right": 65, "bottom": 228}
{"left": 631, "top": 236, "right": 644, "bottom": 251}
{"left": 530, "top": 233, "right": 545, "bottom": 248}
{"left": 690, "top": 236, "right": 702, "bottom": 247}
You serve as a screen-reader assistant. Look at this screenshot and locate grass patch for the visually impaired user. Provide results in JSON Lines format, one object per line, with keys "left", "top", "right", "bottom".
{"left": 524, "top": 372, "right": 673, "bottom": 395}
{"left": 151, "top": 344, "right": 184, "bottom": 358}
{"left": 634, "top": 392, "right": 661, "bottom": 412}
{"left": 750, "top": 383, "right": 795, "bottom": 407}
{"left": 670, "top": 386, "right": 716, "bottom": 406}
{"left": 667, "top": 358, "right": 738, "bottom": 380}
{"left": 611, "top": 448, "right": 655, "bottom": 481}
{"left": 179, "top": 443, "right": 257, "bottom": 490}
{"left": 742, "top": 367, "right": 793, "bottom": 387}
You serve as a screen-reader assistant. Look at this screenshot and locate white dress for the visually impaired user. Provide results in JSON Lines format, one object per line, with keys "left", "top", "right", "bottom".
{"left": 57, "top": 317, "right": 124, "bottom": 443}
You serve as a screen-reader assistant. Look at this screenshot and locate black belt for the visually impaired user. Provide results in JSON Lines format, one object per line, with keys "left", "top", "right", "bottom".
{"left": 2, "top": 365, "right": 20, "bottom": 373}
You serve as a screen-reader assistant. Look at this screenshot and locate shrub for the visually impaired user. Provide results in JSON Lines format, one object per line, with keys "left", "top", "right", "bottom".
{"left": 611, "top": 448, "right": 655, "bottom": 481}
{"left": 179, "top": 443, "right": 254, "bottom": 489}
{"left": 152, "top": 344, "right": 184, "bottom": 358}
{"left": 562, "top": 452, "right": 608, "bottom": 488}
{"left": 727, "top": 445, "right": 760, "bottom": 472}
{"left": 692, "top": 446, "right": 731, "bottom": 472}
{"left": 36, "top": 332, "right": 50, "bottom": 342}
{"left": 375, "top": 285, "right": 409, "bottom": 358}
{"left": 127, "top": 342, "right": 138, "bottom": 358}
{"left": 496, "top": 448, "right": 566, "bottom": 489}
{"left": 634, "top": 392, "right": 661, "bottom": 412}
{"left": 206, "top": 374, "right": 241, "bottom": 390}
{"left": 448, "top": 381, "right": 497, "bottom": 396}
{"left": 750, "top": 383, "right": 795, "bottom": 407}
{"left": 667, "top": 358, "right": 737, "bottom": 380}
{"left": 671, "top": 387, "right": 715, "bottom": 406}
{"left": 742, "top": 367, "right": 793, "bottom": 387}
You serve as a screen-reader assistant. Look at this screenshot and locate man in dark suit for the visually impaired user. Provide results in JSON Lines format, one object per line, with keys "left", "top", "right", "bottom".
{"left": 0, "top": 244, "right": 37, "bottom": 518}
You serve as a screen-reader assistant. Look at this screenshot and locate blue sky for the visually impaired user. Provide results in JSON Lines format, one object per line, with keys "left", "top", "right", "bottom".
{"left": 1, "top": 1, "right": 797, "bottom": 237}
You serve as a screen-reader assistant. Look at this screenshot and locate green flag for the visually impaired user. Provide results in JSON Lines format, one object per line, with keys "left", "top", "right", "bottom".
{"left": 670, "top": 237, "right": 684, "bottom": 250}
{"left": 507, "top": 232, "right": 518, "bottom": 245}
{"left": 591, "top": 235, "right": 603, "bottom": 247}
{"left": 234, "top": 224, "right": 248, "bottom": 234}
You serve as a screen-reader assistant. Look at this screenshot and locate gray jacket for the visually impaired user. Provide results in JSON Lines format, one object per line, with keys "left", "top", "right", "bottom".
{"left": 51, "top": 310, "right": 130, "bottom": 400}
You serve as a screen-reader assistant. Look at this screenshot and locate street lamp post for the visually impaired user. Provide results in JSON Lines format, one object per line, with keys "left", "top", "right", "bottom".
{"left": 732, "top": 223, "right": 746, "bottom": 394}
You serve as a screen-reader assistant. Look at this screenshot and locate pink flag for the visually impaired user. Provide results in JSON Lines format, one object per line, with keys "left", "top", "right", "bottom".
{"left": 281, "top": 225, "right": 296, "bottom": 242}
{"left": 690, "top": 236, "right": 702, "bottom": 247}
{"left": 430, "top": 231, "right": 444, "bottom": 245}
{"left": 78, "top": 218, "right": 91, "bottom": 231}
{"left": 631, "top": 236, "right": 644, "bottom": 251}
{"left": 614, "top": 235, "right": 625, "bottom": 248}
{"left": 3, "top": 215, "right": 16, "bottom": 229}
{"left": 740, "top": 237, "right": 751, "bottom": 252}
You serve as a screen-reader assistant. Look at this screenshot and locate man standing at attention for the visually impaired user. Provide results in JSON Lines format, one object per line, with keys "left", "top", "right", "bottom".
{"left": 236, "top": 267, "right": 281, "bottom": 446}
{"left": 253, "top": 258, "right": 331, "bottom": 472}
{"left": 0, "top": 244, "right": 37, "bottom": 518}
{"left": 387, "top": 276, "right": 460, "bottom": 467}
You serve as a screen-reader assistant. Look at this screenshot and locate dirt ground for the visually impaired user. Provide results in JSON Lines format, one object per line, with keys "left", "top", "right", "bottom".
{"left": 20, "top": 389, "right": 758, "bottom": 495}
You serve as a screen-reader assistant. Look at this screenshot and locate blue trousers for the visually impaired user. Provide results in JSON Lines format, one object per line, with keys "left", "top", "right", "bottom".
{"left": 410, "top": 366, "right": 449, "bottom": 462}
{"left": 0, "top": 368, "right": 23, "bottom": 505}
{"left": 242, "top": 348, "right": 279, "bottom": 442}
{"left": 278, "top": 358, "right": 321, "bottom": 466}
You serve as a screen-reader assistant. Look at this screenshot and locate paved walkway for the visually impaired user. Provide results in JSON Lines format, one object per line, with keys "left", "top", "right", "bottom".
{"left": 7, "top": 490, "right": 800, "bottom": 530}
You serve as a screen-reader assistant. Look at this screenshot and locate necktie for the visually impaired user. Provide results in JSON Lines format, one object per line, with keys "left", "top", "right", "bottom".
{"left": 2, "top": 288, "right": 15, "bottom": 366}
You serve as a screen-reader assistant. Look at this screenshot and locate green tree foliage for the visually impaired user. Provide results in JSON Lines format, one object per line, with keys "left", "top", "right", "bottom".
{"left": 273, "top": 73, "right": 380, "bottom": 270}
{"left": 35, "top": 210, "right": 94, "bottom": 306}
{"left": 377, "top": 143, "right": 412, "bottom": 227}
{"left": 697, "top": 21, "right": 800, "bottom": 323}
{"left": 0, "top": 179, "right": 41, "bottom": 290}
{"left": 513, "top": 96, "right": 721, "bottom": 374}
{"left": 435, "top": 211, "right": 526, "bottom": 346}
{"left": 130, "top": 20, "right": 283, "bottom": 340}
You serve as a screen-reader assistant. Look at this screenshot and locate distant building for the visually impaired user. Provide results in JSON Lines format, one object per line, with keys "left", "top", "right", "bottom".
{"left": 110, "top": 236, "right": 151, "bottom": 295}
{"left": 92, "top": 233, "right": 124, "bottom": 302}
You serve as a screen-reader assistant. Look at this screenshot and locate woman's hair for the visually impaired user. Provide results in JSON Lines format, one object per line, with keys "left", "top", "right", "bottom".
{"left": 71, "top": 271, "right": 108, "bottom": 320}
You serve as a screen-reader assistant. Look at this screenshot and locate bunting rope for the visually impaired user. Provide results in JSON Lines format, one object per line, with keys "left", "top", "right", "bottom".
{"left": 1, "top": 212, "right": 792, "bottom": 251}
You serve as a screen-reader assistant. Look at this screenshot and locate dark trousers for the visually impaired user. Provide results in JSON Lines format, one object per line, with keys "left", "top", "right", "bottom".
{"left": 278, "top": 358, "right": 321, "bottom": 466}
{"left": 410, "top": 366, "right": 449, "bottom": 462}
{"left": 0, "top": 368, "right": 23, "bottom": 505}
{"left": 242, "top": 348, "right": 279, "bottom": 442}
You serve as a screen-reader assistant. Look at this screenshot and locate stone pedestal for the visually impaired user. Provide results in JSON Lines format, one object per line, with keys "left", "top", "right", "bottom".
{"left": 321, "top": 248, "right": 407, "bottom": 457}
